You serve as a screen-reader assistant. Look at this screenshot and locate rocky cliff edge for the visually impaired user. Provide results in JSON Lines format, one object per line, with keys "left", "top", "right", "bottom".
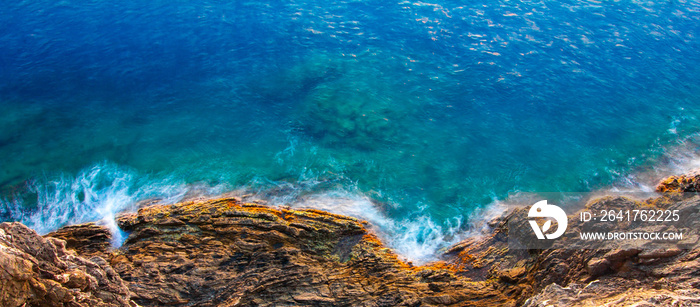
{"left": 2, "top": 172, "right": 700, "bottom": 306}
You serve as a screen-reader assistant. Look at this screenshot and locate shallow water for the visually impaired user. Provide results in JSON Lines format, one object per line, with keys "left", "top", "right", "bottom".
{"left": 2, "top": 0, "right": 700, "bottom": 261}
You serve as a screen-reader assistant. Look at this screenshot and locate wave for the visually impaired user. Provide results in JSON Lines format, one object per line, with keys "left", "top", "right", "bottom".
{"left": 2, "top": 130, "right": 699, "bottom": 262}
{"left": 608, "top": 132, "right": 700, "bottom": 193}
{"left": 278, "top": 189, "right": 465, "bottom": 264}
{"left": 0, "top": 162, "right": 464, "bottom": 263}
{"left": 0, "top": 162, "right": 194, "bottom": 245}
{"left": 464, "top": 132, "right": 700, "bottom": 241}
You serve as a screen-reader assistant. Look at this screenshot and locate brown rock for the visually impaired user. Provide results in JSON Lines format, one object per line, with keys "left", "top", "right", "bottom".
{"left": 0, "top": 222, "right": 133, "bottom": 307}
{"left": 61, "top": 269, "right": 92, "bottom": 290}
{"left": 656, "top": 171, "right": 700, "bottom": 193}
{"left": 47, "top": 223, "right": 113, "bottom": 258}
{"left": 30, "top": 170, "right": 700, "bottom": 307}
{"left": 638, "top": 248, "right": 682, "bottom": 260}
{"left": 586, "top": 258, "right": 610, "bottom": 277}
{"left": 499, "top": 266, "right": 527, "bottom": 283}
{"left": 86, "top": 198, "right": 514, "bottom": 306}
{"left": 445, "top": 171, "right": 700, "bottom": 306}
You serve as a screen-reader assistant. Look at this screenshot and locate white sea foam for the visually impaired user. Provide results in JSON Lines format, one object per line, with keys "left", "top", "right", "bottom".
{"left": 610, "top": 133, "right": 700, "bottom": 193}
{"left": 269, "top": 187, "right": 465, "bottom": 264}
{"left": 0, "top": 162, "right": 190, "bottom": 246}
{"left": 4, "top": 133, "right": 699, "bottom": 260}
{"left": 460, "top": 133, "right": 700, "bottom": 248}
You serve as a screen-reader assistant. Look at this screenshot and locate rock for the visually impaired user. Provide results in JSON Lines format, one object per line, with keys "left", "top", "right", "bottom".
{"left": 445, "top": 171, "right": 700, "bottom": 306}
{"left": 586, "top": 258, "right": 610, "bottom": 277}
{"left": 9, "top": 170, "right": 700, "bottom": 306}
{"left": 47, "top": 223, "right": 113, "bottom": 258}
{"left": 523, "top": 278, "right": 700, "bottom": 307}
{"left": 522, "top": 283, "right": 579, "bottom": 307}
{"left": 638, "top": 248, "right": 682, "bottom": 260}
{"left": 656, "top": 171, "right": 700, "bottom": 193}
{"left": 0, "top": 222, "right": 134, "bottom": 307}
{"left": 603, "top": 249, "right": 641, "bottom": 263}
{"left": 499, "top": 267, "right": 527, "bottom": 284}
{"left": 106, "top": 198, "right": 513, "bottom": 306}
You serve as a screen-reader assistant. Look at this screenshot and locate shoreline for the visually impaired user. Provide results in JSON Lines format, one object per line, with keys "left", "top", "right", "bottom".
{"left": 2, "top": 171, "right": 700, "bottom": 306}
{"left": 2, "top": 131, "right": 699, "bottom": 265}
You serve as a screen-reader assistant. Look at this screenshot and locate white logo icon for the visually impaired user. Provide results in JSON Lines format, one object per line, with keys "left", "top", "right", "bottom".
{"left": 528, "top": 200, "right": 567, "bottom": 240}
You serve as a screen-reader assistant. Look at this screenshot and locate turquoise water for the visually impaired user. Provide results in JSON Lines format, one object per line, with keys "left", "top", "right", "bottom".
{"left": 2, "top": 0, "right": 700, "bottom": 260}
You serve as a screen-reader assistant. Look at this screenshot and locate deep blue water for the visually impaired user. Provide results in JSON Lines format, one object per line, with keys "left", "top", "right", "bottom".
{"left": 2, "top": 0, "right": 700, "bottom": 260}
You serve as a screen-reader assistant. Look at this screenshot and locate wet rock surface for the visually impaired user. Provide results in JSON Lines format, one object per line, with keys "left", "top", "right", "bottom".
{"left": 3, "top": 172, "right": 700, "bottom": 306}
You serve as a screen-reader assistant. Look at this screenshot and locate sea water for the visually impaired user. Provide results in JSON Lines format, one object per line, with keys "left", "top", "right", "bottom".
{"left": 1, "top": 0, "right": 700, "bottom": 262}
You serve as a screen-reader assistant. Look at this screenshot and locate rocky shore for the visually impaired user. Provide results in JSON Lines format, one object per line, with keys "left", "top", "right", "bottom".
{"left": 2, "top": 172, "right": 700, "bottom": 306}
